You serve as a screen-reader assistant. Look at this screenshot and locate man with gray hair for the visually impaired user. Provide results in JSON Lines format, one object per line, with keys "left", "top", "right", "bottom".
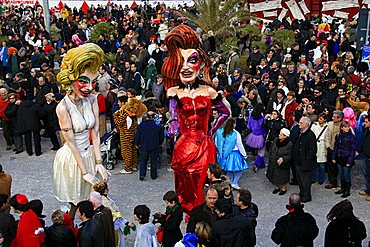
{"left": 325, "top": 110, "right": 344, "bottom": 189}
{"left": 292, "top": 117, "right": 317, "bottom": 203}
{"left": 88, "top": 192, "right": 115, "bottom": 247}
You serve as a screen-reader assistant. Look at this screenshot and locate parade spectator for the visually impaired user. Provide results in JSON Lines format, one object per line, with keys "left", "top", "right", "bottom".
{"left": 213, "top": 198, "right": 254, "bottom": 247}
{"left": 267, "top": 128, "right": 292, "bottom": 195}
{"left": 186, "top": 187, "right": 218, "bottom": 233}
{"left": 0, "top": 165, "right": 12, "bottom": 213}
{"left": 357, "top": 115, "right": 370, "bottom": 202}
{"left": 332, "top": 121, "right": 356, "bottom": 198}
{"left": 292, "top": 117, "right": 317, "bottom": 202}
{"left": 135, "top": 106, "right": 164, "bottom": 180}
{"left": 325, "top": 200, "right": 367, "bottom": 246}
{"left": 152, "top": 191, "right": 183, "bottom": 247}
{"left": 310, "top": 113, "right": 328, "bottom": 185}
{"left": 234, "top": 189, "right": 259, "bottom": 246}
{"left": 271, "top": 193, "right": 319, "bottom": 246}
{"left": 4, "top": 93, "right": 23, "bottom": 153}
{"left": 77, "top": 200, "right": 104, "bottom": 247}
{"left": 0, "top": 88, "right": 12, "bottom": 150}
{"left": 16, "top": 93, "right": 43, "bottom": 156}
{"left": 0, "top": 193, "right": 16, "bottom": 247}
{"left": 43, "top": 92, "right": 60, "bottom": 150}
{"left": 9, "top": 194, "right": 45, "bottom": 247}
{"left": 325, "top": 110, "right": 344, "bottom": 189}
{"left": 133, "top": 204, "right": 157, "bottom": 247}
{"left": 45, "top": 210, "right": 76, "bottom": 247}
{"left": 88, "top": 192, "right": 115, "bottom": 247}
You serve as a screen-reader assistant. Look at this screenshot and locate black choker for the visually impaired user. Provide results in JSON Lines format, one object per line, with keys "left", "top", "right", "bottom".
{"left": 179, "top": 80, "right": 199, "bottom": 90}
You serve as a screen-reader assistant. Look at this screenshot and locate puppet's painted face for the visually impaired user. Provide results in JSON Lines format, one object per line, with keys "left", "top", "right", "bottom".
{"left": 73, "top": 70, "right": 98, "bottom": 97}
{"left": 179, "top": 48, "right": 201, "bottom": 85}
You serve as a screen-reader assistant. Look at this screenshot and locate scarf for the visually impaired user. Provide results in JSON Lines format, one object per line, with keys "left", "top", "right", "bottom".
{"left": 165, "top": 203, "right": 180, "bottom": 215}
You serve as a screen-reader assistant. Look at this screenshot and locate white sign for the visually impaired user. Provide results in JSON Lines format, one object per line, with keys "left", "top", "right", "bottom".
{"left": 249, "top": 0, "right": 282, "bottom": 13}
{"left": 322, "top": 0, "right": 358, "bottom": 12}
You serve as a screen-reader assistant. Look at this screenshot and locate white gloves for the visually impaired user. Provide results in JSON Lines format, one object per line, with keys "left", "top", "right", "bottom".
{"left": 96, "top": 164, "right": 110, "bottom": 181}
{"left": 83, "top": 173, "right": 100, "bottom": 185}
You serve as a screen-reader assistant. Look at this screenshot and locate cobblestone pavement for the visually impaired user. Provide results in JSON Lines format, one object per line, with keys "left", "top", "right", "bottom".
{"left": 0, "top": 134, "right": 369, "bottom": 246}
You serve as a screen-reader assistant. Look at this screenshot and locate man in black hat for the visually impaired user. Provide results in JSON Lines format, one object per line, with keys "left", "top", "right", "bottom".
{"left": 247, "top": 45, "right": 264, "bottom": 76}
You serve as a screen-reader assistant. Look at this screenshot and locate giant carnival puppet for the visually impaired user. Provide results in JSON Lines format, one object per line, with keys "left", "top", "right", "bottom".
{"left": 163, "top": 25, "right": 230, "bottom": 214}
{"left": 53, "top": 43, "right": 109, "bottom": 218}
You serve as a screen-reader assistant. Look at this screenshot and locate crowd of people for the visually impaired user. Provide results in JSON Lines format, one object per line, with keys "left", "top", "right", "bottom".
{"left": 0, "top": 1, "right": 369, "bottom": 246}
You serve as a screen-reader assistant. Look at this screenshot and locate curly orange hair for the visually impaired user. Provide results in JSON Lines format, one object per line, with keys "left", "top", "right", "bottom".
{"left": 162, "top": 25, "right": 211, "bottom": 90}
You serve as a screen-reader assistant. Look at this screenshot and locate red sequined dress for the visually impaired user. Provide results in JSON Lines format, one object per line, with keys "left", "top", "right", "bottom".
{"left": 171, "top": 95, "right": 216, "bottom": 213}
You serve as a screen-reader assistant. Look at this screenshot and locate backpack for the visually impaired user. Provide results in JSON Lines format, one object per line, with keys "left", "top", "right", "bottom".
{"left": 134, "top": 72, "right": 146, "bottom": 89}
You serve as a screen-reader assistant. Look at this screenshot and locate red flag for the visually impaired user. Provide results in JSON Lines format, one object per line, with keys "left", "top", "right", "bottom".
{"left": 35, "top": 0, "right": 39, "bottom": 6}
{"left": 57, "top": 0, "right": 63, "bottom": 10}
{"left": 81, "top": 1, "right": 89, "bottom": 15}
{"left": 130, "top": 1, "right": 137, "bottom": 9}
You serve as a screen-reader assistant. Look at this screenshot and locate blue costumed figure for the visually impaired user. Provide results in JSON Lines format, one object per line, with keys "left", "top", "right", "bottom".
{"left": 215, "top": 118, "right": 249, "bottom": 189}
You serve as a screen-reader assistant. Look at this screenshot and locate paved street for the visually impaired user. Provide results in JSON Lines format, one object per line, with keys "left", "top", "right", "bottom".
{"left": 0, "top": 135, "right": 369, "bottom": 246}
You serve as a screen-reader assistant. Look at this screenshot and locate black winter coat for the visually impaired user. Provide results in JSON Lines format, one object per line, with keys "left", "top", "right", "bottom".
{"left": 43, "top": 101, "right": 58, "bottom": 129}
{"left": 186, "top": 203, "right": 218, "bottom": 233}
{"left": 213, "top": 213, "right": 254, "bottom": 247}
{"left": 0, "top": 210, "right": 17, "bottom": 247}
{"left": 45, "top": 224, "right": 76, "bottom": 247}
{"left": 78, "top": 219, "right": 104, "bottom": 247}
{"left": 234, "top": 203, "right": 259, "bottom": 246}
{"left": 5, "top": 102, "right": 19, "bottom": 130}
{"left": 271, "top": 207, "right": 319, "bottom": 247}
{"left": 16, "top": 100, "right": 43, "bottom": 133}
{"left": 264, "top": 118, "right": 287, "bottom": 149}
{"left": 267, "top": 138, "right": 293, "bottom": 185}
{"left": 92, "top": 206, "right": 115, "bottom": 247}
{"left": 292, "top": 129, "right": 317, "bottom": 171}
{"left": 159, "top": 206, "right": 183, "bottom": 247}
{"left": 324, "top": 216, "right": 367, "bottom": 247}
{"left": 35, "top": 84, "right": 51, "bottom": 107}
{"left": 332, "top": 131, "right": 356, "bottom": 166}
{"left": 358, "top": 127, "right": 370, "bottom": 158}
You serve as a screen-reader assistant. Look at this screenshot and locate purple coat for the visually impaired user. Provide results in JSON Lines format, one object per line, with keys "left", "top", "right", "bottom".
{"left": 248, "top": 115, "right": 266, "bottom": 136}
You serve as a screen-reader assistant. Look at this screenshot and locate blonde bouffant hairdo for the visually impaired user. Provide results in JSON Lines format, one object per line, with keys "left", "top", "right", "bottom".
{"left": 57, "top": 43, "right": 104, "bottom": 89}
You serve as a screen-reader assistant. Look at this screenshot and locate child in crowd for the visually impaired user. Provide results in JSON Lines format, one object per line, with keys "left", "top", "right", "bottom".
{"left": 153, "top": 191, "right": 183, "bottom": 247}
{"left": 133, "top": 204, "right": 157, "bottom": 247}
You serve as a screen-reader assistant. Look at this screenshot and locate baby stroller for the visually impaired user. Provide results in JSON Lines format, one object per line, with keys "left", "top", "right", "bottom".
{"left": 100, "top": 131, "right": 118, "bottom": 170}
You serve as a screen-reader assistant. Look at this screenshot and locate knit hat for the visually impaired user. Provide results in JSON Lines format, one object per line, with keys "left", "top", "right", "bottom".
{"left": 148, "top": 58, "right": 156, "bottom": 66}
{"left": 280, "top": 128, "right": 290, "bottom": 137}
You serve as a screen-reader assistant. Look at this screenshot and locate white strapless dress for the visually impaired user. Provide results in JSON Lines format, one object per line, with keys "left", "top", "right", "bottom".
{"left": 53, "top": 95, "right": 97, "bottom": 205}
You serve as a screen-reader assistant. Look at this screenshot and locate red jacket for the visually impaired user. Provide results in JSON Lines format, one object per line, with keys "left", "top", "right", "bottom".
{"left": 0, "top": 98, "right": 10, "bottom": 120}
{"left": 97, "top": 93, "right": 106, "bottom": 115}
{"left": 11, "top": 210, "right": 45, "bottom": 247}
{"left": 285, "top": 100, "right": 299, "bottom": 128}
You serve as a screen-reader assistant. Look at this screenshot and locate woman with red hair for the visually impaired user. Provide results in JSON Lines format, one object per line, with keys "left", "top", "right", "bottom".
{"left": 163, "top": 25, "right": 230, "bottom": 214}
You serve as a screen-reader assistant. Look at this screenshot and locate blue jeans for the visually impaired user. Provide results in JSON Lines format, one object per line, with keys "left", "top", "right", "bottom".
{"left": 339, "top": 165, "right": 352, "bottom": 183}
{"left": 363, "top": 158, "right": 370, "bottom": 194}
{"left": 139, "top": 148, "right": 159, "bottom": 179}
{"left": 312, "top": 162, "right": 326, "bottom": 183}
